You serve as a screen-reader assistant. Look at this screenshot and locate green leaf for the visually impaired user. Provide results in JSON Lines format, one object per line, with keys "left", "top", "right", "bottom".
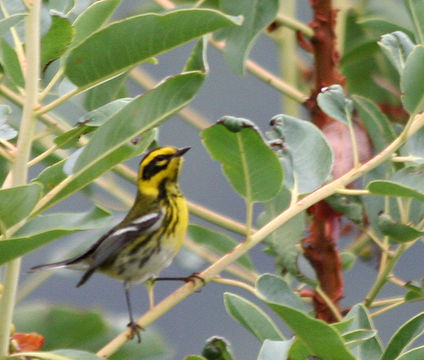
{"left": 0, "top": 183, "right": 42, "bottom": 231}
{"left": 343, "top": 329, "right": 378, "bottom": 347}
{"left": 352, "top": 95, "right": 396, "bottom": 152}
{"left": 377, "top": 212, "right": 424, "bottom": 242}
{"left": 0, "top": 14, "right": 26, "bottom": 37}
{"left": 368, "top": 165, "right": 424, "bottom": 202}
{"left": 378, "top": 31, "right": 415, "bottom": 74}
{"left": 0, "top": 105, "right": 17, "bottom": 140}
{"left": 218, "top": 0, "right": 278, "bottom": 75}
{"left": 255, "top": 274, "right": 309, "bottom": 313}
{"left": 224, "top": 292, "right": 284, "bottom": 342}
{"left": 184, "top": 356, "right": 207, "bottom": 360}
{"left": 202, "top": 337, "right": 234, "bottom": 360}
{"left": 0, "top": 206, "right": 111, "bottom": 265}
{"left": 402, "top": 126, "right": 424, "bottom": 163}
{"left": 257, "top": 339, "right": 294, "bottom": 360}
{"left": 0, "top": 38, "right": 24, "bottom": 87}
{"left": 34, "top": 129, "right": 156, "bottom": 212}
{"left": 257, "top": 187, "right": 304, "bottom": 278}
{"left": 317, "top": 84, "right": 353, "bottom": 124}
{"left": 256, "top": 282, "right": 355, "bottom": 360}
{"left": 74, "top": 72, "right": 204, "bottom": 173}
{"left": 41, "top": 13, "right": 74, "bottom": 70}
{"left": 404, "top": 0, "right": 424, "bottom": 43}
{"left": 83, "top": 72, "right": 128, "bottom": 111}
{"left": 344, "top": 305, "right": 383, "bottom": 360}
{"left": 381, "top": 313, "right": 424, "bottom": 360}
{"left": 340, "top": 252, "right": 356, "bottom": 272}
{"left": 48, "top": 0, "right": 75, "bottom": 14}
{"left": 202, "top": 117, "right": 283, "bottom": 202}
{"left": 54, "top": 97, "right": 132, "bottom": 148}
{"left": 72, "top": 0, "right": 121, "bottom": 47}
{"left": 184, "top": 37, "right": 208, "bottom": 72}
{"left": 188, "top": 225, "right": 253, "bottom": 270}
{"left": 401, "top": 45, "right": 424, "bottom": 115}
{"left": 326, "top": 194, "right": 364, "bottom": 224}
{"left": 267, "top": 115, "right": 333, "bottom": 194}
{"left": 65, "top": 9, "right": 241, "bottom": 88}
{"left": 396, "top": 346, "right": 424, "bottom": 360}
{"left": 78, "top": 97, "right": 132, "bottom": 127}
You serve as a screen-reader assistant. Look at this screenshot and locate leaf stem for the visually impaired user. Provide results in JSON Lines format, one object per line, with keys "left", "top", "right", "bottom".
{"left": 212, "top": 277, "right": 257, "bottom": 295}
{"left": 275, "top": 12, "right": 314, "bottom": 38}
{"left": 364, "top": 244, "right": 406, "bottom": 308}
{"left": 315, "top": 285, "right": 343, "bottom": 321}
{"left": 39, "top": 67, "right": 64, "bottom": 102}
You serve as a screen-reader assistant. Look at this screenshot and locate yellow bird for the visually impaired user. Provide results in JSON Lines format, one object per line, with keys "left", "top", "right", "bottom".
{"left": 31, "top": 146, "right": 191, "bottom": 341}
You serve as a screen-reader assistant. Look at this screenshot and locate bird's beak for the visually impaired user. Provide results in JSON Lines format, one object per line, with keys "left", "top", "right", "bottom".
{"left": 175, "top": 146, "right": 191, "bottom": 157}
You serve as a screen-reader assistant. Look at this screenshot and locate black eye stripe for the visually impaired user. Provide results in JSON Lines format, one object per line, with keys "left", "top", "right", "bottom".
{"left": 142, "top": 162, "right": 168, "bottom": 180}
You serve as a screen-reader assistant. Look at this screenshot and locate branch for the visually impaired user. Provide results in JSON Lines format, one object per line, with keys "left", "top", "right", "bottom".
{"left": 96, "top": 111, "right": 424, "bottom": 358}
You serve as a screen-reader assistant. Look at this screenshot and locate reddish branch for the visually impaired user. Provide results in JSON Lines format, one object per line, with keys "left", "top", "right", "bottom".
{"left": 301, "top": 0, "right": 347, "bottom": 322}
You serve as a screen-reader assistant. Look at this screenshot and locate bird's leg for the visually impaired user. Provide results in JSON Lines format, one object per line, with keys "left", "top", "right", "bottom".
{"left": 124, "top": 282, "right": 143, "bottom": 343}
{"left": 145, "top": 279, "right": 155, "bottom": 309}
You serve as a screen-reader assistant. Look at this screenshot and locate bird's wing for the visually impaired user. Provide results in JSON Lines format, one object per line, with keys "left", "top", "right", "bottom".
{"left": 76, "top": 211, "right": 163, "bottom": 287}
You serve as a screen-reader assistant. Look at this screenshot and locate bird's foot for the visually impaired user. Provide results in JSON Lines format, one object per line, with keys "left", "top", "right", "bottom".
{"left": 127, "top": 321, "right": 144, "bottom": 343}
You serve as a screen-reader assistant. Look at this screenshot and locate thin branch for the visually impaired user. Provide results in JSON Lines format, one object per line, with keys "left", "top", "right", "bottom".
{"left": 96, "top": 111, "right": 424, "bottom": 358}
{"left": 315, "top": 285, "right": 343, "bottom": 321}
{"left": 0, "top": 1, "right": 41, "bottom": 357}
{"left": 212, "top": 277, "right": 257, "bottom": 295}
{"left": 275, "top": 12, "right": 314, "bottom": 38}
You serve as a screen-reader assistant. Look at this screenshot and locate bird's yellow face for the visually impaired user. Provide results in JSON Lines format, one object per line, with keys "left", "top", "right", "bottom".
{"left": 138, "top": 146, "right": 190, "bottom": 197}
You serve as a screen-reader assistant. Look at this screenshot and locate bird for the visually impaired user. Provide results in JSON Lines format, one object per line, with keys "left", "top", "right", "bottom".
{"left": 30, "top": 146, "right": 191, "bottom": 342}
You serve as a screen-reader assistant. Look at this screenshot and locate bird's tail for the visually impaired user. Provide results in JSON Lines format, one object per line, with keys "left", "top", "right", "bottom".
{"left": 29, "top": 257, "right": 87, "bottom": 273}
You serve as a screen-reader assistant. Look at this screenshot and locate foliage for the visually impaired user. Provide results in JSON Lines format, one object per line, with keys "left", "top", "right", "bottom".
{"left": 0, "top": 0, "right": 424, "bottom": 359}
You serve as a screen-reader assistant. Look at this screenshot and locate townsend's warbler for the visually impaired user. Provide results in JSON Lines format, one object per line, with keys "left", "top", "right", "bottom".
{"left": 31, "top": 146, "right": 191, "bottom": 341}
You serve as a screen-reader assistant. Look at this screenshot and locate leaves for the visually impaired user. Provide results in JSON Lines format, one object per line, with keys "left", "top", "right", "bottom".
{"left": 202, "top": 116, "right": 283, "bottom": 203}
{"left": 381, "top": 313, "right": 424, "bottom": 360}
{"left": 0, "top": 206, "right": 111, "bottom": 265}
{"left": 74, "top": 72, "right": 203, "bottom": 173}
{"left": 41, "top": 13, "right": 74, "bottom": 70}
{"left": 352, "top": 95, "right": 396, "bottom": 152}
{"left": 344, "top": 305, "right": 383, "bottom": 360}
{"left": 224, "top": 292, "right": 284, "bottom": 342}
{"left": 401, "top": 45, "right": 424, "bottom": 115}
{"left": 0, "top": 38, "right": 24, "bottom": 87}
{"left": 217, "top": 0, "right": 279, "bottom": 75}
{"left": 72, "top": 0, "right": 121, "bottom": 47}
{"left": 377, "top": 212, "right": 424, "bottom": 242}
{"left": 34, "top": 129, "right": 156, "bottom": 212}
{"left": 378, "top": 31, "right": 415, "bottom": 74}
{"left": 188, "top": 225, "right": 253, "bottom": 270}
{"left": 317, "top": 84, "right": 353, "bottom": 124}
{"left": 0, "top": 14, "right": 25, "bottom": 37}
{"left": 368, "top": 165, "right": 424, "bottom": 202}
{"left": 257, "top": 339, "right": 293, "bottom": 360}
{"left": 0, "top": 183, "right": 42, "bottom": 231}
{"left": 404, "top": 0, "right": 424, "bottom": 43}
{"left": 0, "top": 105, "right": 17, "bottom": 140}
{"left": 267, "top": 115, "right": 333, "bottom": 193}
{"left": 65, "top": 9, "right": 241, "bottom": 88}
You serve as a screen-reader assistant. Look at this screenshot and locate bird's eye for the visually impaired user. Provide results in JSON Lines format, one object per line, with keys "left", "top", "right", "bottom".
{"left": 155, "top": 155, "right": 166, "bottom": 161}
